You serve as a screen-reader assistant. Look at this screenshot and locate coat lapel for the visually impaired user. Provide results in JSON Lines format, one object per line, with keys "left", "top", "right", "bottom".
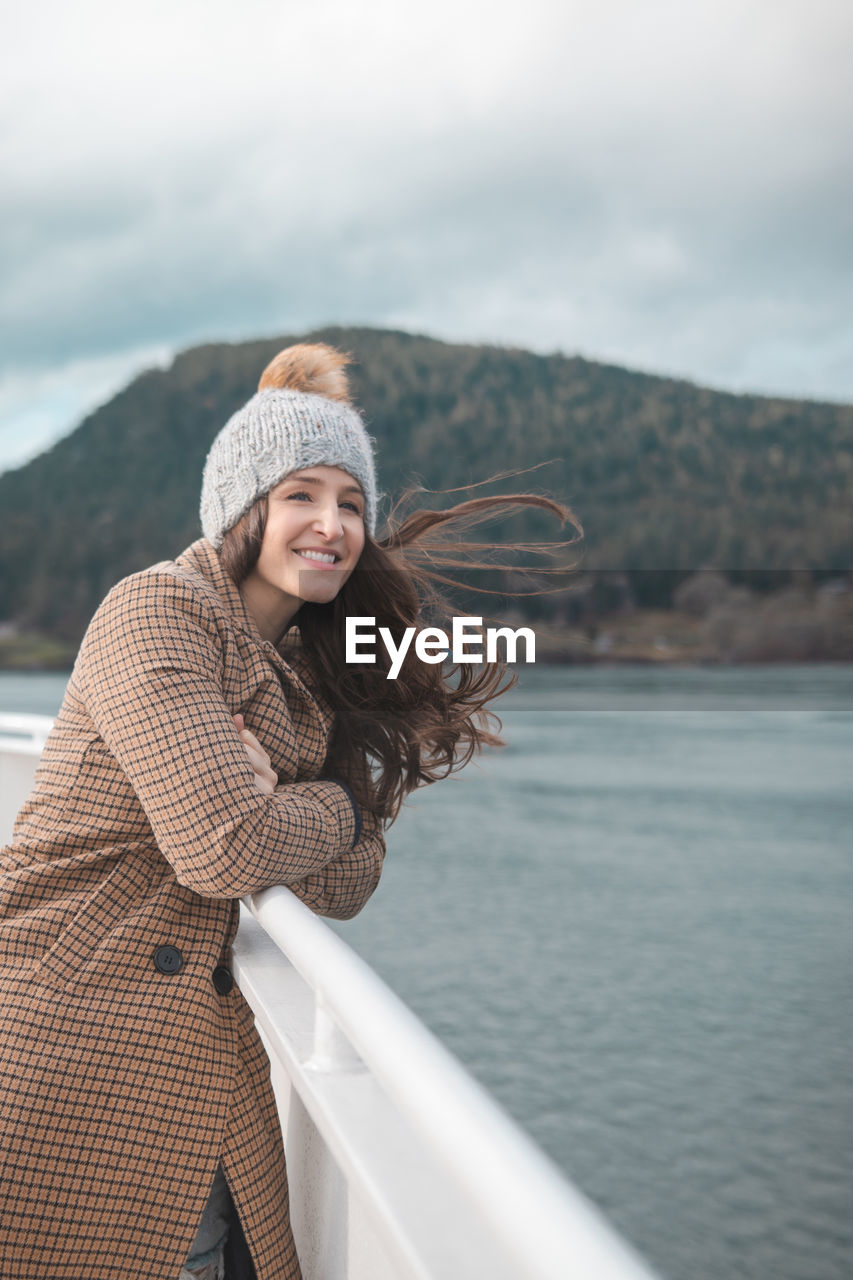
{"left": 173, "top": 540, "right": 334, "bottom": 777}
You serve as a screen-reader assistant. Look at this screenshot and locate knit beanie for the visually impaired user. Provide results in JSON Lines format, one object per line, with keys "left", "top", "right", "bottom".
{"left": 200, "top": 343, "right": 379, "bottom": 547}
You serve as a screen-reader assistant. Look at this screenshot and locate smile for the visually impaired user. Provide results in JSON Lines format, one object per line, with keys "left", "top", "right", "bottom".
{"left": 294, "top": 549, "right": 340, "bottom": 565}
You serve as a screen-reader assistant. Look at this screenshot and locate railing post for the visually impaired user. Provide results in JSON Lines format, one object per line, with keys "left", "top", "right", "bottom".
{"left": 308, "top": 992, "right": 364, "bottom": 1074}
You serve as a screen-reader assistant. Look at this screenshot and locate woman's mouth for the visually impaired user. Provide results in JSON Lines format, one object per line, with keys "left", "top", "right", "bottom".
{"left": 294, "top": 549, "right": 339, "bottom": 566}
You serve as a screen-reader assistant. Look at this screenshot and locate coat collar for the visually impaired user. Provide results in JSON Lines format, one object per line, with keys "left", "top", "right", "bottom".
{"left": 175, "top": 538, "right": 264, "bottom": 644}
{"left": 173, "top": 539, "right": 334, "bottom": 724}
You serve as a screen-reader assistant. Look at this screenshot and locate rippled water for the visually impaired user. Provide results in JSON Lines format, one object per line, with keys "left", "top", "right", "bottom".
{"left": 4, "top": 665, "right": 852, "bottom": 1280}
{"left": 335, "top": 667, "right": 853, "bottom": 1280}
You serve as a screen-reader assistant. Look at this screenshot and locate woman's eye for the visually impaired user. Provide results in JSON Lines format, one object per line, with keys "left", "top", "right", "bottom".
{"left": 341, "top": 500, "right": 363, "bottom": 514}
{"left": 286, "top": 490, "right": 312, "bottom": 502}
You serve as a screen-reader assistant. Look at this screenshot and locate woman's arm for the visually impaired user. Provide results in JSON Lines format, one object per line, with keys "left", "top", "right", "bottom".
{"left": 283, "top": 811, "right": 386, "bottom": 919}
{"left": 77, "top": 569, "right": 358, "bottom": 898}
{"left": 235, "top": 716, "right": 385, "bottom": 919}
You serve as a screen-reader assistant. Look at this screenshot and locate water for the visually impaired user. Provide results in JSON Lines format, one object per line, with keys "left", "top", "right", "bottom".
{"left": 3, "top": 666, "right": 852, "bottom": 1280}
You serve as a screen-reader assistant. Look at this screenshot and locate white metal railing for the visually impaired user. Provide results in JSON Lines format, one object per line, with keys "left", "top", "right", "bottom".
{"left": 1, "top": 714, "right": 659, "bottom": 1279}
{"left": 237, "top": 887, "right": 659, "bottom": 1280}
{"left": 0, "top": 712, "right": 54, "bottom": 750}
{"left": 0, "top": 714, "right": 54, "bottom": 844}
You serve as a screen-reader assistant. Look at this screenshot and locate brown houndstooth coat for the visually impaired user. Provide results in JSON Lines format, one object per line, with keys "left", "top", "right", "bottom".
{"left": 0, "top": 538, "right": 385, "bottom": 1279}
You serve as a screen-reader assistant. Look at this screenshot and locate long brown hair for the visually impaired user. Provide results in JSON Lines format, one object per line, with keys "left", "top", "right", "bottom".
{"left": 221, "top": 485, "right": 580, "bottom": 823}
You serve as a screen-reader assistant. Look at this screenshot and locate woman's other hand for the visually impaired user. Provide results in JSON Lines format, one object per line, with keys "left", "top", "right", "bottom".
{"left": 233, "top": 714, "right": 278, "bottom": 795}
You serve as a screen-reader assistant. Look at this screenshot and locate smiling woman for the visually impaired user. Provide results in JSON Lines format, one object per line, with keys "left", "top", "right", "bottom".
{"left": 0, "top": 341, "right": 578, "bottom": 1280}
{"left": 239, "top": 468, "right": 367, "bottom": 642}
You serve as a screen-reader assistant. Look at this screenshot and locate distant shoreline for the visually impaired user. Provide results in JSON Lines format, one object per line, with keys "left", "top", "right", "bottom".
{"left": 4, "top": 573, "right": 852, "bottom": 672}
{"left": 2, "top": 605, "right": 851, "bottom": 673}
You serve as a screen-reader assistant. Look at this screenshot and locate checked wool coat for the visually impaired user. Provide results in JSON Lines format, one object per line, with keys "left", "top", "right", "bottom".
{"left": 0, "top": 538, "right": 385, "bottom": 1279}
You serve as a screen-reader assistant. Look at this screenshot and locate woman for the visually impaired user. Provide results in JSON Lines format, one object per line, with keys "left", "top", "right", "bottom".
{"left": 0, "top": 343, "right": 573, "bottom": 1280}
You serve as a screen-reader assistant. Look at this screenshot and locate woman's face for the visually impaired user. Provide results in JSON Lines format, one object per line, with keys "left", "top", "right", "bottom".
{"left": 241, "top": 465, "right": 366, "bottom": 637}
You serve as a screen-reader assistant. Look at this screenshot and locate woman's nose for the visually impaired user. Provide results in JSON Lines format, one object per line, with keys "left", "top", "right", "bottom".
{"left": 313, "top": 501, "right": 343, "bottom": 539}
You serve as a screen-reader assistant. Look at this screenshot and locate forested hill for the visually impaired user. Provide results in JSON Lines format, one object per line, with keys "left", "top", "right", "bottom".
{"left": 0, "top": 326, "right": 851, "bottom": 649}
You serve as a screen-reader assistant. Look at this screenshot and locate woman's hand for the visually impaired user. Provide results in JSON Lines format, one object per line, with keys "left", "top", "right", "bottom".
{"left": 233, "top": 714, "right": 278, "bottom": 795}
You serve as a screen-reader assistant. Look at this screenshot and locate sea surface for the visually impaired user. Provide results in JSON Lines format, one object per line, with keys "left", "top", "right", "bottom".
{"left": 3, "top": 665, "right": 852, "bottom": 1280}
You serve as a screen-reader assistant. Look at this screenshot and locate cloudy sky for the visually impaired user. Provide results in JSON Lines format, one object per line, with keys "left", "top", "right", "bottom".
{"left": 2, "top": 0, "right": 851, "bottom": 472}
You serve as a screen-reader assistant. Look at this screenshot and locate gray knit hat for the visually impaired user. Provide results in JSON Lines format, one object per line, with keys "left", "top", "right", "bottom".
{"left": 200, "top": 371, "right": 378, "bottom": 548}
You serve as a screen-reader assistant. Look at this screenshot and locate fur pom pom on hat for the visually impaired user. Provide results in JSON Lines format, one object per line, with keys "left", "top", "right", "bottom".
{"left": 200, "top": 343, "right": 379, "bottom": 547}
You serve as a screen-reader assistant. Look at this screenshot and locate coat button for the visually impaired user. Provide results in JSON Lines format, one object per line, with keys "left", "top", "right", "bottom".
{"left": 212, "top": 965, "right": 234, "bottom": 995}
{"left": 154, "top": 945, "right": 184, "bottom": 975}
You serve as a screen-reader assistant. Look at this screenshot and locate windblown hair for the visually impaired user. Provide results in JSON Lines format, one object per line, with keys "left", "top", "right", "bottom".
{"left": 219, "top": 342, "right": 581, "bottom": 823}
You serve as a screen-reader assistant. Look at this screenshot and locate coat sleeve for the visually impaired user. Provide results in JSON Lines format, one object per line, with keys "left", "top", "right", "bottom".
{"left": 284, "top": 806, "right": 386, "bottom": 920}
{"left": 77, "top": 570, "right": 358, "bottom": 899}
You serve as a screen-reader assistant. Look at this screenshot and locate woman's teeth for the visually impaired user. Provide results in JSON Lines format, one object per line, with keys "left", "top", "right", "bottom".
{"left": 295, "top": 550, "right": 337, "bottom": 564}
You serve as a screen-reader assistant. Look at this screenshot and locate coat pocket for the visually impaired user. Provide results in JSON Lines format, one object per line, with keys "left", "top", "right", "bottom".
{"left": 34, "top": 847, "right": 157, "bottom": 993}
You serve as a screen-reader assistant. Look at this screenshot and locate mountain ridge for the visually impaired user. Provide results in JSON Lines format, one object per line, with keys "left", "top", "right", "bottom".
{"left": 1, "top": 325, "right": 851, "bottom": 661}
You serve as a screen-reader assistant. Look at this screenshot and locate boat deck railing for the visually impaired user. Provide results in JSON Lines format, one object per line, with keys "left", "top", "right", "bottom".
{"left": 0, "top": 714, "right": 54, "bottom": 840}
{"left": 1, "top": 713, "right": 659, "bottom": 1279}
{"left": 0, "top": 712, "right": 54, "bottom": 751}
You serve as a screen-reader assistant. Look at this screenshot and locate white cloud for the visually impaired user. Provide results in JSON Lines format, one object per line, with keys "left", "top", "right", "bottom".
{"left": 0, "top": 0, "right": 851, "bottom": 471}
